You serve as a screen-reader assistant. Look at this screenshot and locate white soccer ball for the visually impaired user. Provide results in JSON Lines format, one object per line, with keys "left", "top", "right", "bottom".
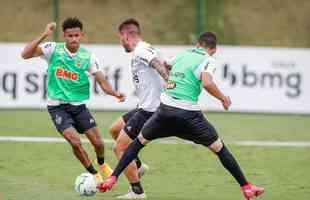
{"left": 74, "top": 172, "right": 97, "bottom": 196}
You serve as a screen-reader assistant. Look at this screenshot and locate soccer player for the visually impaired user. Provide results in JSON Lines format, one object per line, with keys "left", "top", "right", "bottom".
{"left": 108, "top": 18, "right": 169, "bottom": 199}
{"left": 97, "top": 32, "right": 265, "bottom": 199}
{"left": 21, "top": 17, "right": 125, "bottom": 184}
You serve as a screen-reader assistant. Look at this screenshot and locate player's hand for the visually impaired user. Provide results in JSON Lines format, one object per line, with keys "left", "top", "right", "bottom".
{"left": 163, "top": 61, "right": 172, "bottom": 71}
{"left": 43, "top": 22, "right": 56, "bottom": 37}
{"left": 114, "top": 92, "right": 126, "bottom": 102}
{"left": 221, "top": 95, "right": 231, "bottom": 110}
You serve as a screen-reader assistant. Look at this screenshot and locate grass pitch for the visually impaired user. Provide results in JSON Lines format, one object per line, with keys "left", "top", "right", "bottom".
{"left": 0, "top": 110, "right": 310, "bottom": 200}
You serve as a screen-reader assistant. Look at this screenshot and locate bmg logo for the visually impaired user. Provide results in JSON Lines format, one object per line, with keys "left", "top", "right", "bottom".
{"left": 222, "top": 64, "right": 302, "bottom": 98}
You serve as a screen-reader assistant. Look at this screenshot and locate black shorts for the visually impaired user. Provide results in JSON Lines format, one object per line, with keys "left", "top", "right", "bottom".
{"left": 122, "top": 108, "right": 139, "bottom": 123}
{"left": 47, "top": 104, "right": 97, "bottom": 134}
{"left": 122, "top": 108, "right": 154, "bottom": 140}
{"left": 141, "top": 103, "right": 219, "bottom": 146}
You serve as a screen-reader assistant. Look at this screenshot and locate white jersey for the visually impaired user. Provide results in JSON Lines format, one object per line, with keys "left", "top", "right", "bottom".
{"left": 131, "top": 41, "right": 165, "bottom": 112}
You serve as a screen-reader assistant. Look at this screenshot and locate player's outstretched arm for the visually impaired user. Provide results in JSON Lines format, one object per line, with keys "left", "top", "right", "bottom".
{"left": 202, "top": 72, "right": 231, "bottom": 110}
{"left": 150, "top": 57, "right": 170, "bottom": 81}
{"left": 95, "top": 71, "right": 126, "bottom": 102}
{"left": 21, "top": 22, "right": 56, "bottom": 59}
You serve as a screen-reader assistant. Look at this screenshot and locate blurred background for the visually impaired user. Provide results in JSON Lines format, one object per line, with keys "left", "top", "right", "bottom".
{"left": 0, "top": 1, "right": 309, "bottom": 200}
{"left": 1, "top": 0, "right": 310, "bottom": 46}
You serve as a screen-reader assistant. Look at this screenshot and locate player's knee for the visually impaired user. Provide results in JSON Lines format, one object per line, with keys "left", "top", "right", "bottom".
{"left": 109, "top": 125, "right": 120, "bottom": 140}
{"left": 108, "top": 125, "right": 115, "bottom": 135}
{"left": 209, "top": 139, "right": 223, "bottom": 153}
{"left": 137, "top": 134, "right": 149, "bottom": 145}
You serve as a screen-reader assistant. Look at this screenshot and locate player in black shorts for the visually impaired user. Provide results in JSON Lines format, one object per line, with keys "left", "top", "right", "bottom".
{"left": 98, "top": 32, "right": 264, "bottom": 200}
{"left": 21, "top": 17, "right": 125, "bottom": 184}
{"left": 108, "top": 19, "right": 169, "bottom": 199}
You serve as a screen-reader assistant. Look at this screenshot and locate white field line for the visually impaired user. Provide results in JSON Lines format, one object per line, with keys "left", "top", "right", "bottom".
{"left": 0, "top": 136, "right": 310, "bottom": 147}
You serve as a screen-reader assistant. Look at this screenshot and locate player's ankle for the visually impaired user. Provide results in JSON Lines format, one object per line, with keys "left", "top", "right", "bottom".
{"left": 130, "top": 182, "right": 144, "bottom": 194}
{"left": 86, "top": 164, "right": 98, "bottom": 174}
{"left": 97, "top": 157, "right": 105, "bottom": 165}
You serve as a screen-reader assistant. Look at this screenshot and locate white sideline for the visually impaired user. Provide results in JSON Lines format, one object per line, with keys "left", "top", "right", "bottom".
{"left": 0, "top": 136, "right": 310, "bottom": 147}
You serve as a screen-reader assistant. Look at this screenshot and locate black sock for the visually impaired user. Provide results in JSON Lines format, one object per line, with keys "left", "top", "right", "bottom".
{"left": 112, "top": 138, "right": 145, "bottom": 177}
{"left": 86, "top": 164, "right": 98, "bottom": 174}
{"left": 216, "top": 145, "right": 248, "bottom": 186}
{"left": 135, "top": 156, "right": 142, "bottom": 169}
{"left": 130, "top": 182, "right": 144, "bottom": 194}
{"left": 97, "top": 156, "right": 105, "bottom": 165}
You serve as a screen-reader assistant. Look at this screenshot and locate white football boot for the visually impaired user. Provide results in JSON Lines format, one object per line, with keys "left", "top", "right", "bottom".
{"left": 117, "top": 189, "right": 146, "bottom": 199}
{"left": 117, "top": 163, "right": 149, "bottom": 199}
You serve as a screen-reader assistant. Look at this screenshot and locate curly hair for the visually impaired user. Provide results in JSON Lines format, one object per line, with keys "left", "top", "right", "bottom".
{"left": 62, "top": 17, "right": 83, "bottom": 32}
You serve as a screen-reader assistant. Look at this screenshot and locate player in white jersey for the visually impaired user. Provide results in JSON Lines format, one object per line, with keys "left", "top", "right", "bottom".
{"left": 108, "top": 19, "right": 169, "bottom": 199}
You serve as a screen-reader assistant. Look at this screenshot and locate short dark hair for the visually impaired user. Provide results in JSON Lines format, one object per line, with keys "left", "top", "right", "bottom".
{"left": 198, "top": 32, "right": 217, "bottom": 48}
{"left": 118, "top": 18, "right": 140, "bottom": 34}
{"left": 62, "top": 17, "right": 83, "bottom": 32}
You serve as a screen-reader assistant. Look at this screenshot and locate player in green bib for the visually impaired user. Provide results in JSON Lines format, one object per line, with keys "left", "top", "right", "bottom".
{"left": 21, "top": 17, "right": 125, "bottom": 185}
{"left": 47, "top": 42, "right": 93, "bottom": 102}
{"left": 98, "top": 32, "right": 265, "bottom": 200}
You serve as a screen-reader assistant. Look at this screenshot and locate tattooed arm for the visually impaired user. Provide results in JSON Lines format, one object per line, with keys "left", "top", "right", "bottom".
{"left": 150, "top": 57, "right": 170, "bottom": 81}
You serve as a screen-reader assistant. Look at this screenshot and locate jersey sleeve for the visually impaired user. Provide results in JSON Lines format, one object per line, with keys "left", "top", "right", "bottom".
{"left": 39, "top": 42, "right": 56, "bottom": 62}
{"left": 87, "top": 53, "right": 103, "bottom": 76}
{"left": 136, "top": 45, "right": 158, "bottom": 65}
{"left": 194, "top": 57, "right": 217, "bottom": 80}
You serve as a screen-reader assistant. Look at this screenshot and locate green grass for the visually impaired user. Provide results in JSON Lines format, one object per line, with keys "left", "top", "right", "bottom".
{"left": 0, "top": 110, "right": 309, "bottom": 140}
{"left": 0, "top": 110, "right": 310, "bottom": 200}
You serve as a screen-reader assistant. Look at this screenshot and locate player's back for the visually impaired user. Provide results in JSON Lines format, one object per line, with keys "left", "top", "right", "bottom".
{"left": 166, "top": 48, "right": 210, "bottom": 102}
{"left": 131, "top": 41, "right": 165, "bottom": 112}
{"left": 171, "top": 48, "right": 208, "bottom": 73}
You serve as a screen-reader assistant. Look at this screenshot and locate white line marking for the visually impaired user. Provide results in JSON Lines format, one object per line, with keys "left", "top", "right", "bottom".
{"left": 231, "top": 141, "right": 310, "bottom": 147}
{"left": 0, "top": 136, "right": 310, "bottom": 147}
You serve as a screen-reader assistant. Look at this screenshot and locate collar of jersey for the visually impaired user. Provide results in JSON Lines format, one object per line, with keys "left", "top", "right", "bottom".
{"left": 195, "top": 47, "right": 208, "bottom": 54}
{"left": 64, "top": 45, "right": 80, "bottom": 58}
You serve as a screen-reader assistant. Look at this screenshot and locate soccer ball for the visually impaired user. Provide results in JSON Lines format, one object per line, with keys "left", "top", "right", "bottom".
{"left": 74, "top": 172, "right": 97, "bottom": 196}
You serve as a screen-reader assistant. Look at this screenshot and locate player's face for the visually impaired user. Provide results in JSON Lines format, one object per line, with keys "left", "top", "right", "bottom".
{"left": 63, "top": 28, "right": 83, "bottom": 51}
{"left": 206, "top": 47, "right": 217, "bottom": 56}
{"left": 119, "top": 31, "right": 133, "bottom": 53}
